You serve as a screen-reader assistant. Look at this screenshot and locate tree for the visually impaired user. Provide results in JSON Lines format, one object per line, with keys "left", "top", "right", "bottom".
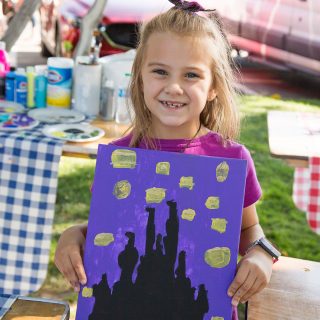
{"left": 1, "top": 0, "right": 41, "bottom": 51}
{"left": 73, "top": 0, "right": 108, "bottom": 59}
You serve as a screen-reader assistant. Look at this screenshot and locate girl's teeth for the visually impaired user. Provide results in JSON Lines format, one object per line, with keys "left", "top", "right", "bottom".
{"left": 162, "top": 101, "right": 184, "bottom": 108}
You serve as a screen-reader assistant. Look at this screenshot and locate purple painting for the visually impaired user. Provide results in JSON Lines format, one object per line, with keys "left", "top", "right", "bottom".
{"left": 75, "top": 144, "right": 247, "bottom": 320}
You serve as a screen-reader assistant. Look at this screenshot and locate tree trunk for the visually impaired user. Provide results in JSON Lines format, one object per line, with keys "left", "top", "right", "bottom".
{"left": 73, "top": 0, "right": 108, "bottom": 59}
{"left": 1, "top": 0, "right": 41, "bottom": 51}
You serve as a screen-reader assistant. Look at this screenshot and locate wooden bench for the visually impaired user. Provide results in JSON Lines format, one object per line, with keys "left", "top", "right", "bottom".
{"left": 248, "top": 256, "right": 320, "bottom": 319}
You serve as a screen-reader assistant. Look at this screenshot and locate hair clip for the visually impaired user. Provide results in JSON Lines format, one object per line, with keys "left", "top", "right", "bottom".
{"left": 169, "top": 0, "right": 216, "bottom": 13}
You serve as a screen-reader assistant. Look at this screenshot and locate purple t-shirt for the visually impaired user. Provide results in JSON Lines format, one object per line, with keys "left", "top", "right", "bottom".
{"left": 112, "top": 131, "right": 262, "bottom": 208}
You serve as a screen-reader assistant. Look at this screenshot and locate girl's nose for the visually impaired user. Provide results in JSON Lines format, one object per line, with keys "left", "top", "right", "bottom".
{"left": 164, "top": 82, "right": 184, "bottom": 95}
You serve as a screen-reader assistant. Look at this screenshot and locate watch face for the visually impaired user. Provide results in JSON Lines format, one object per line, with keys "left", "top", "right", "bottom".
{"left": 259, "top": 238, "right": 281, "bottom": 258}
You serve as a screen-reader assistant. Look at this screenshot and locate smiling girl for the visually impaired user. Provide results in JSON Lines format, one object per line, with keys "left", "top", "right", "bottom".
{"left": 55, "top": 2, "right": 277, "bottom": 319}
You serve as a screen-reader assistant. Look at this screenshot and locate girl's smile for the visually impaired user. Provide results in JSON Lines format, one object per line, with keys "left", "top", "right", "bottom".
{"left": 141, "top": 32, "right": 216, "bottom": 139}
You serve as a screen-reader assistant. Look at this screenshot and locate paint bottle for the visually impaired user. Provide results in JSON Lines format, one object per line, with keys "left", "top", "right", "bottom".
{"left": 0, "top": 71, "right": 5, "bottom": 99}
{"left": 115, "top": 73, "right": 134, "bottom": 124}
{"left": 0, "top": 41, "right": 10, "bottom": 73}
{"left": 47, "top": 57, "right": 73, "bottom": 108}
{"left": 5, "top": 71, "right": 16, "bottom": 101}
{"left": 100, "top": 79, "right": 116, "bottom": 120}
{"left": 15, "top": 68, "right": 27, "bottom": 106}
{"left": 26, "top": 66, "right": 35, "bottom": 108}
{"left": 34, "top": 65, "right": 47, "bottom": 108}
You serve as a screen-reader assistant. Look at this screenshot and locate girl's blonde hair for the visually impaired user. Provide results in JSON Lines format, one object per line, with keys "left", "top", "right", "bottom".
{"left": 128, "top": 7, "right": 240, "bottom": 147}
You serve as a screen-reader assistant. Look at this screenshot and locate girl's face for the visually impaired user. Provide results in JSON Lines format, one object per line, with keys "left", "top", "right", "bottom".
{"left": 141, "top": 32, "right": 216, "bottom": 139}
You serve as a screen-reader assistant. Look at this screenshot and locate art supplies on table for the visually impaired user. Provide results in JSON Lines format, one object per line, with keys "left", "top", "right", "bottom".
{"left": 73, "top": 61, "right": 102, "bottom": 117}
{"left": 34, "top": 65, "right": 47, "bottom": 108}
{"left": 47, "top": 57, "right": 74, "bottom": 109}
{"left": 75, "top": 145, "right": 247, "bottom": 320}
{"left": 0, "top": 295, "right": 70, "bottom": 319}
{"left": 0, "top": 100, "right": 25, "bottom": 113}
{"left": 42, "top": 123, "right": 105, "bottom": 142}
{"left": 28, "top": 108, "right": 85, "bottom": 124}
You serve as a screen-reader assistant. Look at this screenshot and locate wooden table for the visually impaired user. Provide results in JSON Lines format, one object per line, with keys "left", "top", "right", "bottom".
{"left": 62, "top": 119, "right": 130, "bottom": 158}
{"left": 248, "top": 256, "right": 320, "bottom": 319}
{"left": 268, "top": 111, "right": 320, "bottom": 168}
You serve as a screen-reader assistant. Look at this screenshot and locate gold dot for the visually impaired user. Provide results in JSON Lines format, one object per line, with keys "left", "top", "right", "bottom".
{"left": 145, "top": 187, "right": 166, "bottom": 203}
{"left": 216, "top": 161, "right": 229, "bottom": 182}
{"left": 82, "top": 287, "right": 93, "bottom": 298}
{"left": 111, "top": 149, "right": 137, "bottom": 168}
{"left": 205, "top": 196, "right": 219, "bottom": 209}
{"left": 156, "top": 162, "right": 170, "bottom": 175}
{"left": 113, "top": 180, "right": 131, "bottom": 199}
{"left": 204, "top": 247, "right": 231, "bottom": 268}
{"left": 94, "top": 233, "right": 115, "bottom": 246}
{"left": 181, "top": 209, "right": 196, "bottom": 221}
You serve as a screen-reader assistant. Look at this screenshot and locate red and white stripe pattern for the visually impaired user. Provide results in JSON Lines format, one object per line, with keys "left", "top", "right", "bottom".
{"left": 293, "top": 157, "right": 320, "bottom": 234}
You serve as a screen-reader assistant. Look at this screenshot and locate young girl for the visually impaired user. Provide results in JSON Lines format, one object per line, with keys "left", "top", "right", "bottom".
{"left": 55, "top": 2, "right": 276, "bottom": 318}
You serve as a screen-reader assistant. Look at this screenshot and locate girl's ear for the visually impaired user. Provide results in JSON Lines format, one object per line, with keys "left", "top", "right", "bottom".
{"left": 207, "top": 88, "right": 217, "bottom": 102}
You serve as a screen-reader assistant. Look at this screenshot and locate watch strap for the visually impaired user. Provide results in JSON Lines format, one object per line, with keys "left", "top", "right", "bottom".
{"left": 245, "top": 237, "right": 281, "bottom": 262}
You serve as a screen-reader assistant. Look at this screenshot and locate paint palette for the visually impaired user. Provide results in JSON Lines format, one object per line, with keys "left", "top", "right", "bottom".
{"left": 28, "top": 108, "right": 86, "bottom": 124}
{"left": 42, "top": 123, "right": 105, "bottom": 142}
{"left": 0, "top": 100, "right": 25, "bottom": 113}
{"left": 0, "top": 113, "right": 39, "bottom": 131}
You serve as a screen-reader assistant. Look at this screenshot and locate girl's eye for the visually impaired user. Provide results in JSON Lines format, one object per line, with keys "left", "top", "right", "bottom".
{"left": 152, "top": 69, "right": 168, "bottom": 76}
{"left": 186, "top": 72, "right": 199, "bottom": 79}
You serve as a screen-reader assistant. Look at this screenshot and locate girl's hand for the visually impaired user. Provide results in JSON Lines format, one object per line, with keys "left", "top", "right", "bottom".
{"left": 54, "top": 224, "right": 87, "bottom": 292}
{"left": 227, "top": 246, "right": 273, "bottom": 306}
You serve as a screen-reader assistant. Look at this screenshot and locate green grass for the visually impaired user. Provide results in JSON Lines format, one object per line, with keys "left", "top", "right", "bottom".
{"left": 34, "top": 95, "right": 320, "bottom": 316}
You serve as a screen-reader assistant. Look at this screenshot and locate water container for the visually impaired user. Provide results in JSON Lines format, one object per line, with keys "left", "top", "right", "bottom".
{"left": 115, "top": 73, "right": 134, "bottom": 124}
{"left": 100, "top": 79, "right": 116, "bottom": 120}
{"left": 47, "top": 57, "right": 73, "bottom": 108}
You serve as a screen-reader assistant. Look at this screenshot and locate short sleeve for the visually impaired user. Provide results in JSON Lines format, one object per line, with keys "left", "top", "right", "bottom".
{"left": 241, "top": 146, "right": 262, "bottom": 207}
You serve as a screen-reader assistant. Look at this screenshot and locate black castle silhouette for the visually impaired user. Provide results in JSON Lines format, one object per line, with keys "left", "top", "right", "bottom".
{"left": 88, "top": 200, "right": 209, "bottom": 320}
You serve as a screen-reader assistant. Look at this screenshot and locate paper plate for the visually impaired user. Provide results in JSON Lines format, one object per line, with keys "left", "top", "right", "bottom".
{"left": 0, "top": 100, "right": 25, "bottom": 114}
{"left": 28, "top": 108, "right": 86, "bottom": 124}
{"left": 0, "top": 113, "right": 39, "bottom": 131}
{"left": 42, "top": 124, "right": 105, "bottom": 142}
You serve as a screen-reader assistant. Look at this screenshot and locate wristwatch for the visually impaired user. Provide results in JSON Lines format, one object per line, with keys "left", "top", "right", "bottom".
{"left": 246, "top": 237, "right": 281, "bottom": 262}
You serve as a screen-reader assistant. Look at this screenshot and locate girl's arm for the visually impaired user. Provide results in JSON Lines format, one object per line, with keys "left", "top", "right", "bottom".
{"left": 227, "top": 203, "right": 274, "bottom": 306}
{"left": 54, "top": 223, "right": 88, "bottom": 292}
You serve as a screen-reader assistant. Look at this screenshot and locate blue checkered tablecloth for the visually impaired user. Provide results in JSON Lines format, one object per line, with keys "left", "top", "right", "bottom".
{"left": 0, "top": 126, "right": 64, "bottom": 295}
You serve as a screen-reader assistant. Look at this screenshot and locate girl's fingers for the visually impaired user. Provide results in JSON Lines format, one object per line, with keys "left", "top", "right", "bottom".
{"left": 230, "top": 273, "right": 256, "bottom": 306}
{"left": 241, "top": 280, "right": 267, "bottom": 303}
{"left": 69, "top": 250, "right": 87, "bottom": 285}
{"left": 227, "top": 266, "right": 250, "bottom": 302}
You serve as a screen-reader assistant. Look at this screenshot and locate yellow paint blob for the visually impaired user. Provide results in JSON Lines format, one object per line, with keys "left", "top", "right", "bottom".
{"left": 145, "top": 187, "right": 166, "bottom": 203}
{"left": 156, "top": 162, "right": 170, "bottom": 175}
{"left": 216, "top": 161, "right": 229, "bottom": 182}
{"left": 211, "top": 317, "right": 224, "bottom": 320}
{"left": 82, "top": 287, "right": 93, "bottom": 298}
{"left": 205, "top": 196, "right": 219, "bottom": 209}
{"left": 179, "top": 176, "right": 195, "bottom": 190}
{"left": 211, "top": 218, "right": 227, "bottom": 233}
{"left": 52, "top": 131, "right": 67, "bottom": 138}
{"left": 111, "top": 149, "right": 136, "bottom": 168}
{"left": 204, "top": 247, "right": 231, "bottom": 268}
{"left": 113, "top": 180, "right": 131, "bottom": 199}
{"left": 94, "top": 233, "right": 115, "bottom": 246}
{"left": 181, "top": 209, "right": 196, "bottom": 221}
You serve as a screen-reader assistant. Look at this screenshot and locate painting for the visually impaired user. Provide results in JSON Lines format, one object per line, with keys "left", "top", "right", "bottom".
{"left": 75, "top": 144, "right": 247, "bottom": 320}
